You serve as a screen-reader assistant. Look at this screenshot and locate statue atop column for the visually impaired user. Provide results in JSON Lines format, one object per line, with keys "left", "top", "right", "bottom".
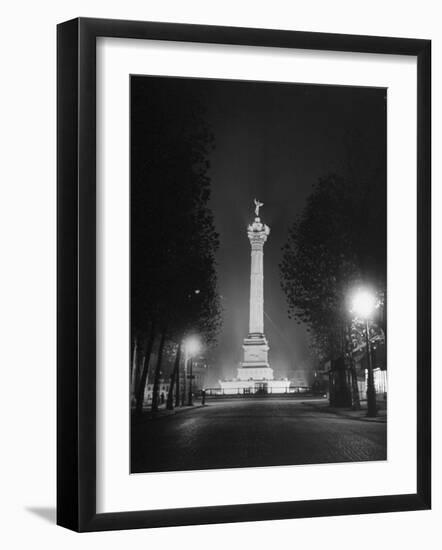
{"left": 248, "top": 199, "right": 270, "bottom": 244}
{"left": 254, "top": 198, "right": 264, "bottom": 217}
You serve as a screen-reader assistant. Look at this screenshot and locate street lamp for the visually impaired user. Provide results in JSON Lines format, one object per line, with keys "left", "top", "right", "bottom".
{"left": 184, "top": 336, "right": 201, "bottom": 406}
{"left": 350, "top": 288, "right": 378, "bottom": 417}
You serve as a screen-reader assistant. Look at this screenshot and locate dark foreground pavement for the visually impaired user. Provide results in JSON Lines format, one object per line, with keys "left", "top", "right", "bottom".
{"left": 131, "top": 398, "right": 386, "bottom": 473}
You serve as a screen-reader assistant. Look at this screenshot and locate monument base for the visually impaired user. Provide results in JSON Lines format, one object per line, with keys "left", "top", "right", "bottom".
{"left": 218, "top": 377, "right": 291, "bottom": 395}
{"left": 218, "top": 330, "right": 291, "bottom": 395}
{"left": 237, "top": 366, "right": 274, "bottom": 380}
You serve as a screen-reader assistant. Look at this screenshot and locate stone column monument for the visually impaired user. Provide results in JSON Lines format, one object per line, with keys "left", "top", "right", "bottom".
{"left": 237, "top": 199, "right": 273, "bottom": 381}
{"left": 218, "top": 199, "right": 290, "bottom": 394}
{"left": 248, "top": 199, "right": 268, "bottom": 335}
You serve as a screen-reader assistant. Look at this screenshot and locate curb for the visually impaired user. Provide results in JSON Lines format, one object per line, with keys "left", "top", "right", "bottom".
{"left": 301, "top": 402, "right": 387, "bottom": 424}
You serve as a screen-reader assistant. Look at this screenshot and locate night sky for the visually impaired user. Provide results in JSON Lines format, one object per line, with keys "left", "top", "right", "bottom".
{"left": 134, "top": 76, "right": 386, "bottom": 385}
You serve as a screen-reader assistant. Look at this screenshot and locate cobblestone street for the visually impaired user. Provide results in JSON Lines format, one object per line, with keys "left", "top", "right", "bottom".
{"left": 131, "top": 398, "right": 387, "bottom": 473}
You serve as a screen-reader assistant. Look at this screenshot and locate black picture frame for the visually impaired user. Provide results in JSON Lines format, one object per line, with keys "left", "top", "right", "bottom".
{"left": 57, "top": 17, "right": 431, "bottom": 532}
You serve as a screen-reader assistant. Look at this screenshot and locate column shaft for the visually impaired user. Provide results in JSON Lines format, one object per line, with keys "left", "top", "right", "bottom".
{"left": 249, "top": 244, "right": 264, "bottom": 334}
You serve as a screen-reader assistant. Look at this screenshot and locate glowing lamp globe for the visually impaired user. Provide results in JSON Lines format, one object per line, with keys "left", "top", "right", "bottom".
{"left": 184, "top": 337, "right": 201, "bottom": 357}
{"left": 351, "top": 289, "right": 376, "bottom": 319}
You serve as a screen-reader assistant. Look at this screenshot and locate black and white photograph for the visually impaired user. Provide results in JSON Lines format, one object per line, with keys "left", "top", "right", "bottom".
{"left": 130, "top": 75, "right": 387, "bottom": 474}
{"left": 0, "top": 0, "right": 436, "bottom": 543}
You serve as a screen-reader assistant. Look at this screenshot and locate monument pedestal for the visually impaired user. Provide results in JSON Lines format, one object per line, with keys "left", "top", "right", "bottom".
{"left": 238, "top": 333, "right": 272, "bottom": 379}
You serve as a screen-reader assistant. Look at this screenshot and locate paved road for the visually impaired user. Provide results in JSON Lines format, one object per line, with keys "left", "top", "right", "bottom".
{"left": 131, "top": 398, "right": 386, "bottom": 473}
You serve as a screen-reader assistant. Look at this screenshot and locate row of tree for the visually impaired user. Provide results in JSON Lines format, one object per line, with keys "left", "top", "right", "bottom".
{"left": 131, "top": 77, "right": 221, "bottom": 414}
{"left": 279, "top": 172, "right": 386, "bottom": 406}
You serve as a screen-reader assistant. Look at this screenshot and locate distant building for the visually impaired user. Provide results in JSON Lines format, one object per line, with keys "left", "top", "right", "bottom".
{"left": 143, "top": 379, "right": 170, "bottom": 404}
{"left": 191, "top": 359, "right": 208, "bottom": 393}
{"left": 353, "top": 341, "right": 387, "bottom": 398}
{"left": 327, "top": 340, "right": 387, "bottom": 407}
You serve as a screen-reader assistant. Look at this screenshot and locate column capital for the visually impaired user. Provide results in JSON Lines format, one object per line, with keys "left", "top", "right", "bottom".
{"left": 247, "top": 217, "right": 270, "bottom": 246}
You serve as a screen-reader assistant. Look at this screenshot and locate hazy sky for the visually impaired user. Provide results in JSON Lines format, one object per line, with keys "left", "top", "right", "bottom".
{"left": 200, "top": 78, "right": 386, "bottom": 384}
{"left": 133, "top": 76, "right": 386, "bottom": 385}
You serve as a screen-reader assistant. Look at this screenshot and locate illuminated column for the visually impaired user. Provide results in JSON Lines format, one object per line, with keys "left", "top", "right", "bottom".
{"left": 248, "top": 219, "right": 269, "bottom": 335}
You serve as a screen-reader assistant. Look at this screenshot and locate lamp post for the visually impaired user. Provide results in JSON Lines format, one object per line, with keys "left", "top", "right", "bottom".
{"left": 188, "top": 356, "right": 194, "bottom": 406}
{"left": 184, "top": 336, "right": 201, "bottom": 407}
{"left": 182, "top": 346, "right": 187, "bottom": 406}
{"left": 351, "top": 289, "right": 377, "bottom": 418}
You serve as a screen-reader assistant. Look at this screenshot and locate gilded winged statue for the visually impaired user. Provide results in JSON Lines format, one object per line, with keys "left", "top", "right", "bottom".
{"left": 254, "top": 198, "right": 264, "bottom": 217}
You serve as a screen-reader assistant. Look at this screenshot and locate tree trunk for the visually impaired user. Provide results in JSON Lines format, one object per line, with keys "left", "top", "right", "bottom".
{"left": 135, "top": 351, "right": 145, "bottom": 401}
{"left": 135, "top": 320, "right": 156, "bottom": 415}
{"left": 130, "top": 336, "right": 138, "bottom": 394}
{"left": 349, "top": 356, "right": 361, "bottom": 410}
{"left": 345, "top": 322, "right": 360, "bottom": 410}
{"left": 151, "top": 328, "right": 167, "bottom": 412}
{"left": 166, "top": 341, "right": 182, "bottom": 410}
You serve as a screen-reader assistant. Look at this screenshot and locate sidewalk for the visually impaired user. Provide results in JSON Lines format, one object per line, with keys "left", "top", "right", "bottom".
{"left": 132, "top": 401, "right": 206, "bottom": 421}
{"left": 302, "top": 400, "right": 387, "bottom": 423}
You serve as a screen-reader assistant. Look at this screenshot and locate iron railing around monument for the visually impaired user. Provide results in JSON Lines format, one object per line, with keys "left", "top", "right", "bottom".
{"left": 201, "top": 386, "right": 317, "bottom": 399}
